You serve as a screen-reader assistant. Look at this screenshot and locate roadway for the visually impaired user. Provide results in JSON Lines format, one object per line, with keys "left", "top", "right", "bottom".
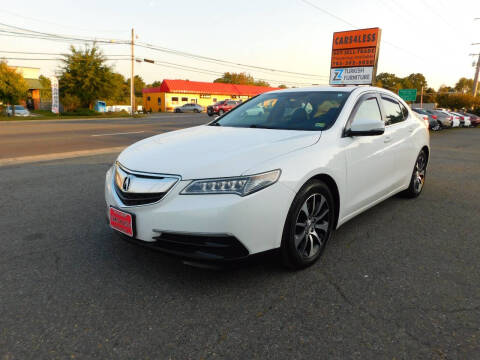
{"left": 0, "top": 127, "right": 479, "bottom": 359}
{"left": 0, "top": 113, "right": 210, "bottom": 160}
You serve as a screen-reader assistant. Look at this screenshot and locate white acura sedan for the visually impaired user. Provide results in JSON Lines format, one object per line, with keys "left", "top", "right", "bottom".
{"left": 105, "top": 86, "right": 429, "bottom": 269}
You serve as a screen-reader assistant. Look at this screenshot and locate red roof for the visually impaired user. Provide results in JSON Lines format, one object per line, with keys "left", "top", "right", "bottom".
{"left": 143, "top": 79, "right": 280, "bottom": 96}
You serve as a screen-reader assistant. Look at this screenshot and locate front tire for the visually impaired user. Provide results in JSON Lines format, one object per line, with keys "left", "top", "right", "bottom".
{"left": 401, "top": 149, "right": 427, "bottom": 198}
{"left": 281, "top": 180, "right": 336, "bottom": 270}
{"left": 218, "top": 109, "right": 224, "bottom": 116}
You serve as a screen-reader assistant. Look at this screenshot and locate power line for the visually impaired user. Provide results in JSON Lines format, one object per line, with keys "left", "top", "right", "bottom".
{"left": 299, "top": 0, "right": 429, "bottom": 62}
{"left": 0, "top": 9, "right": 126, "bottom": 34}
{"left": 147, "top": 61, "right": 318, "bottom": 86}
{"left": 0, "top": 22, "right": 329, "bottom": 81}
{"left": 0, "top": 57, "right": 130, "bottom": 61}
{"left": 135, "top": 43, "right": 328, "bottom": 78}
{"left": 0, "top": 50, "right": 129, "bottom": 56}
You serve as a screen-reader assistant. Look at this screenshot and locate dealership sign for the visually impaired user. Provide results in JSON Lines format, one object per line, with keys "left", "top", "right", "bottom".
{"left": 50, "top": 76, "right": 59, "bottom": 114}
{"left": 329, "top": 27, "right": 381, "bottom": 85}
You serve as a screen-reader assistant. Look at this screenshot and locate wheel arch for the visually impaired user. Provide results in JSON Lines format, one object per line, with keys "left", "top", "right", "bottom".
{"left": 422, "top": 145, "right": 430, "bottom": 160}
{"left": 308, "top": 173, "right": 340, "bottom": 228}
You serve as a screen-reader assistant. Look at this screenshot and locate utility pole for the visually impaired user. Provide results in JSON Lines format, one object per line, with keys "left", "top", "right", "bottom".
{"left": 130, "top": 28, "right": 135, "bottom": 116}
{"left": 420, "top": 86, "right": 424, "bottom": 108}
{"left": 473, "top": 18, "right": 479, "bottom": 97}
{"left": 473, "top": 54, "right": 480, "bottom": 97}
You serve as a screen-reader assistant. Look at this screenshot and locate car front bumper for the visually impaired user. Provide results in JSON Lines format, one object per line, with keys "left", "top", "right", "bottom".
{"left": 105, "top": 166, "right": 295, "bottom": 259}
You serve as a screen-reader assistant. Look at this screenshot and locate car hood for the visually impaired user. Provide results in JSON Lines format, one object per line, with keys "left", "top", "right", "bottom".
{"left": 117, "top": 125, "right": 320, "bottom": 179}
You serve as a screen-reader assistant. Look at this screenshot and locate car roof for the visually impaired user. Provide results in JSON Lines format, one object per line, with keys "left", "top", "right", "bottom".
{"left": 267, "top": 85, "right": 401, "bottom": 98}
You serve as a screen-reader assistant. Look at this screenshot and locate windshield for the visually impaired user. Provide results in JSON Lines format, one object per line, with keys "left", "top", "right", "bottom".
{"left": 213, "top": 91, "right": 351, "bottom": 131}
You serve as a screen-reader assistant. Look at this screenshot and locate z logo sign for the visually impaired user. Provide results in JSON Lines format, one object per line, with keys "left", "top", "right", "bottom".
{"left": 333, "top": 69, "right": 344, "bottom": 81}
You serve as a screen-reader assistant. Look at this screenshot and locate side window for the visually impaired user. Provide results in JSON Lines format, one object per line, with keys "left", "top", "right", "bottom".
{"left": 400, "top": 103, "right": 409, "bottom": 120}
{"left": 352, "top": 96, "right": 382, "bottom": 124}
{"left": 381, "top": 97, "right": 403, "bottom": 125}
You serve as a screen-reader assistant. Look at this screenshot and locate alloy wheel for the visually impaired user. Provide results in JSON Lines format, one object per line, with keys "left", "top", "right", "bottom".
{"left": 294, "top": 193, "right": 330, "bottom": 259}
{"left": 413, "top": 152, "right": 426, "bottom": 193}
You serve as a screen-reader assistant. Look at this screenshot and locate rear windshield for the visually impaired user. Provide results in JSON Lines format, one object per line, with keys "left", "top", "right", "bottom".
{"left": 413, "top": 108, "right": 428, "bottom": 115}
{"left": 213, "top": 91, "right": 351, "bottom": 131}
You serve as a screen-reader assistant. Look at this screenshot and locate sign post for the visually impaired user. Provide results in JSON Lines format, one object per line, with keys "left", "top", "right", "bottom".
{"left": 329, "top": 27, "right": 381, "bottom": 86}
{"left": 398, "top": 89, "right": 417, "bottom": 102}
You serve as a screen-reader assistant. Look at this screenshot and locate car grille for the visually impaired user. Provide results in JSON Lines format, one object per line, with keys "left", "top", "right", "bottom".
{"left": 113, "top": 162, "right": 180, "bottom": 206}
{"left": 114, "top": 186, "right": 165, "bottom": 206}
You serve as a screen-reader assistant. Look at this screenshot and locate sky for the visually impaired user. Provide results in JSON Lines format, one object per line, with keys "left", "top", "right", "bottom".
{"left": 1, "top": 0, "right": 479, "bottom": 90}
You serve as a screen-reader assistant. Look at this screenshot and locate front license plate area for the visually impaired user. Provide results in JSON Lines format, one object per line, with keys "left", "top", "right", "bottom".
{"left": 109, "top": 207, "right": 135, "bottom": 237}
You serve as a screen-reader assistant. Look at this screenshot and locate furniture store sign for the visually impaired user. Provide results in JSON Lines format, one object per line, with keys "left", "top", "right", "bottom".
{"left": 329, "top": 27, "right": 381, "bottom": 85}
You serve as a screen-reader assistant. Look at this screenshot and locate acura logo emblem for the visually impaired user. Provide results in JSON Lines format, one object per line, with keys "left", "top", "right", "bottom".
{"left": 122, "top": 176, "right": 131, "bottom": 191}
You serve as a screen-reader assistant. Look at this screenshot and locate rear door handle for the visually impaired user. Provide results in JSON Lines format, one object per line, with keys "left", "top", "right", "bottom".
{"left": 408, "top": 125, "right": 415, "bottom": 132}
{"left": 384, "top": 136, "right": 392, "bottom": 143}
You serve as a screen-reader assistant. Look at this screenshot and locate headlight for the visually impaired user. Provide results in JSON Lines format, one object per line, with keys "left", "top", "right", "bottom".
{"left": 181, "top": 169, "right": 281, "bottom": 196}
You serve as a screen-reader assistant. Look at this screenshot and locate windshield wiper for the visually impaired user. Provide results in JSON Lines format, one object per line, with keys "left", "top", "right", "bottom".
{"left": 249, "top": 124, "right": 273, "bottom": 129}
{"left": 209, "top": 122, "right": 221, "bottom": 126}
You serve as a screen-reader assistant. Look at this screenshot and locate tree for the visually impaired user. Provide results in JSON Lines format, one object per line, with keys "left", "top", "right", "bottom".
{"left": 147, "top": 80, "right": 162, "bottom": 88}
{"left": 59, "top": 45, "right": 116, "bottom": 108}
{"left": 38, "top": 75, "right": 52, "bottom": 102}
{"left": 375, "top": 72, "right": 403, "bottom": 92}
{"left": 278, "top": 84, "right": 288, "bottom": 89}
{"left": 214, "top": 72, "right": 270, "bottom": 87}
{"left": 438, "top": 85, "right": 454, "bottom": 94}
{"left": 454, "top": 77, "right": 473, "bottom": 94}
{"left": 0, "top": 60, "right": 28, "bottom": 116}
{"left": 402, "top": 73, "right": 427, "bottom": 92}
{"left": 436, "top": 93, "right": 479, "bottom": 110}
{"left": 108, "top": 73, "right": 129, "bottom": 104}
{"left": 126, "top": 75, "right": 146, "bottom": 98}
{"left": 422, "top": 87, "right": 436, "bottom": 104}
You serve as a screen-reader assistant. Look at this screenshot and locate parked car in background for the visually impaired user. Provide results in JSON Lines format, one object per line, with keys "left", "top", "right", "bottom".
{"left": 450, "top": 111, "right": 471, "bottom": 127}
{"left": 436, "top": 109, "right": 459, "bottom": 127}
{"left": 425, "top": 109, "right": 452, "bottom": 128}
{"left": 174, "top": 103, "right": 204, "bottom": 113}
{"left": 6, "top": 105, "right": 31, "bottom": 117}
{"left": 412, "top": 108, "right": 441, "bottom": 131}
{"left": 458, "top": 111, "right": 480, "bottom": 127}
{"left": 207, "top": 100, "right": 241, "bottom": 116}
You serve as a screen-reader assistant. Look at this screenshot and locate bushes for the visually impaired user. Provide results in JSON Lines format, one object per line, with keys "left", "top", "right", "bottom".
{"left": 61, "top": 108, "right": 97, "bottom": 116}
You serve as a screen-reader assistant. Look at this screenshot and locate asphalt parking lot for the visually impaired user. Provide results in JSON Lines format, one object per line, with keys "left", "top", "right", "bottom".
{"left": 1, "top": 128, "right": 479, "bottom": 359}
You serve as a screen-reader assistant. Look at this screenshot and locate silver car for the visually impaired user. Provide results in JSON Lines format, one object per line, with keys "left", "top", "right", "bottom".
{"left": 6, "top": 105, "right": 31, "bottom": 117}
{"left": 174, "top": 103, "right": 203, "bottom": 113}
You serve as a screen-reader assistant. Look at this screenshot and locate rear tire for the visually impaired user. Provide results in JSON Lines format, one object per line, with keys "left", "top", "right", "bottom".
{"left": 281, "top": 180, "right": 336, "bottom": 270}
{"left": 400, "top": 149, "right": 427, "bottom": 198}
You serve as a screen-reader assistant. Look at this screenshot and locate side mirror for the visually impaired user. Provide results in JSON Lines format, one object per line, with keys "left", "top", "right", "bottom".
{"left": 346, "top": 118, "right": 385, "bottom": 136}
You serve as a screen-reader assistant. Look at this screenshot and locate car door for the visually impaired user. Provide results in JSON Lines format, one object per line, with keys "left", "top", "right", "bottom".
{"left": 379, "top": 95, "right": 414, "bottom": 188}
{"left": 342, "top": 92, "right": 397, "bottom": 215}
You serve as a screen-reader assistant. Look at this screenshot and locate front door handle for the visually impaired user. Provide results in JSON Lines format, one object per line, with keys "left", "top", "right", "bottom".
{"left": 408, "top": 125, "right": 415, "bottom": 132}
{"left": 384, "top": 135, "right": 392, "bottom": 143}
